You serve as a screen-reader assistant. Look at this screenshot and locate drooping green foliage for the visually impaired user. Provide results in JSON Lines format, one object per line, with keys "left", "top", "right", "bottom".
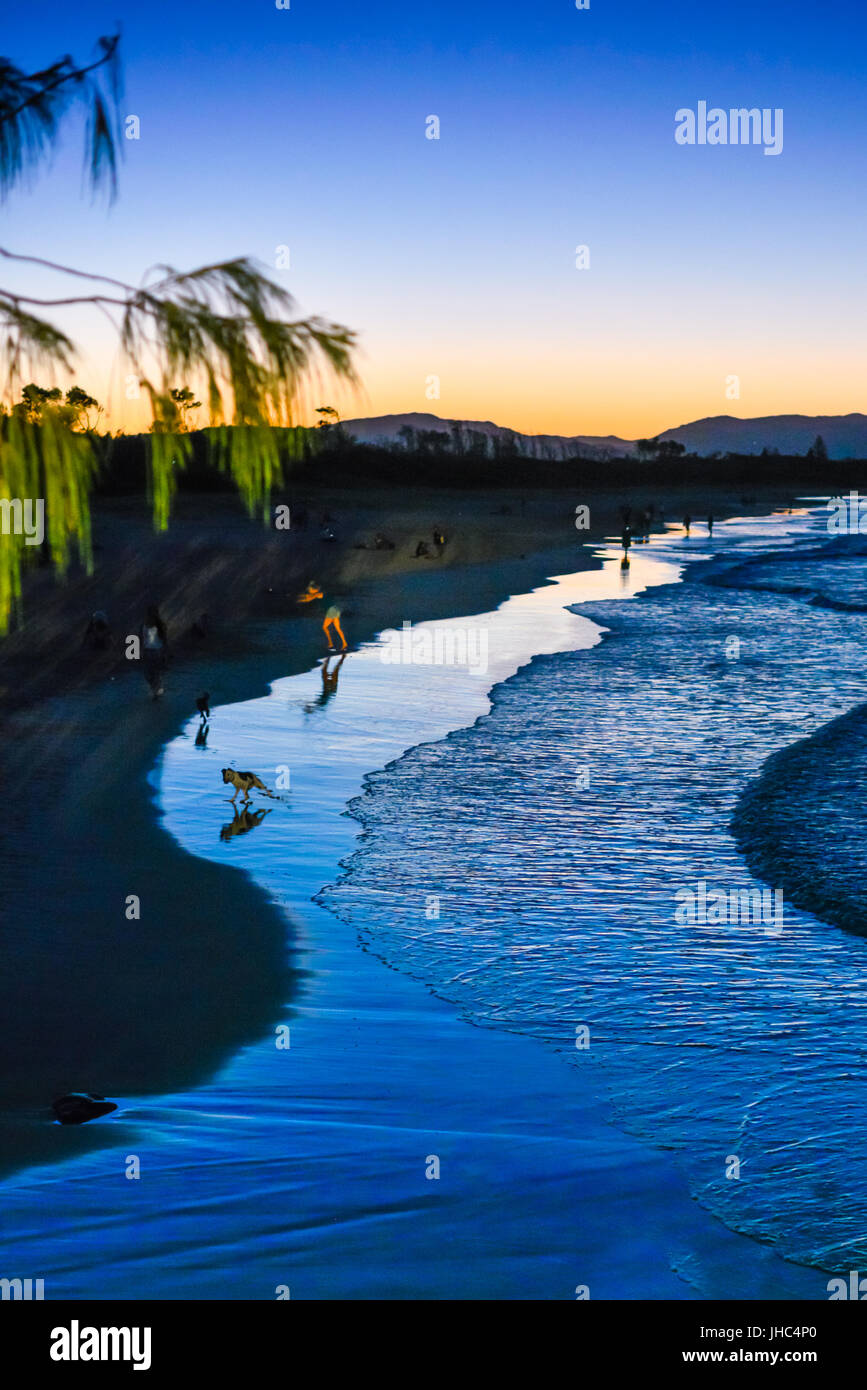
{"left": 0, "top": 410, "right": 94, "bottom": 631}
{"left": 0, "top": 34, "right": 357, "bottom": 634}
{"left": 0, "top": 34, "right": 121, "bottom": 202}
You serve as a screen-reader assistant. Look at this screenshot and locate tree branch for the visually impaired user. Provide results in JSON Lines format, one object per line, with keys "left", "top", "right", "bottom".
{"left": 0, "top": 36, "right": 120, "bottom": 125}
{"left": 0, "top": 245, "right": 137, "bottom": 295}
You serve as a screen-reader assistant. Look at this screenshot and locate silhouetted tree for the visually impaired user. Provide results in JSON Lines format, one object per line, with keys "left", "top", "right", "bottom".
{"left": 807, "top": 434, "right": 828, "bottom": 461}
{"left": 656, "top": 439, "right": 686, "bottom": 459}
{"left": 64, "top": 385, "right": 102, "bottom": 431}
{"left": 168, "top": 386, "right": 201, "bottom": 432}
{"left": 13, "top": 382, "right": 62, "bottom": 422}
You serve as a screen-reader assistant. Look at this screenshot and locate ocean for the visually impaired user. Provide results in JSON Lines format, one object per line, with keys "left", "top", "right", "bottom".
{"left": 3, "top": 504, "right": 863, "bottom": 1299}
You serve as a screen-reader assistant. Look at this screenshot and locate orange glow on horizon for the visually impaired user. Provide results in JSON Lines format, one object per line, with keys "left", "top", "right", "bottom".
{"left": 46, "top": 343, "right": 867, "bottom": 443}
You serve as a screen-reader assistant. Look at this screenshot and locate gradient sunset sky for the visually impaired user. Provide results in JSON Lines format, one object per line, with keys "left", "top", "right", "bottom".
{"left": 3, "top": 0, "right": 864, "bottom": 439}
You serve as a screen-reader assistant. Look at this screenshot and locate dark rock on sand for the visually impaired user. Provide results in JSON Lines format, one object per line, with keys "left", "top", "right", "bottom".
{"left": 52, "top": 1093, "right": 118, "bottom": 1125}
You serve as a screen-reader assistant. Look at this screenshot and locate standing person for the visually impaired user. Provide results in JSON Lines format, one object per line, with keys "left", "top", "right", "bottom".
{"left": 683, "top": 514, "right": 692, "bottom": 537}
{"left": 707, "top": 514, "right": 714, "bottom": 537}
{"left": 140, "top": 603, "right": 169, "bottom": 698}
{"left": 323, "top": 601, "right": 348, "bottom": 651}
{"left": 621, "top": 524, "right": 632, "bottom": 556}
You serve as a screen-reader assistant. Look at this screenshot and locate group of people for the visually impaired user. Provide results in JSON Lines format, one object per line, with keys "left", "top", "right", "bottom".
{"left": 84, "top": 603, "right": 169, "bottom": 697}
{"left": 415, "top": 527, "right": 447, "bottom": 559}
{"left": 680, "top": 514, "right": 713, "bottom": 538}
{"left": 83, "top": 583, "right": 349, "bottom": 708}
{"left": 619, "top": 504, "right": 716, "bottom": 562}
{"left": 353, "top": 532, "right": 395, "bottom": 551}
{"left": 83, "top": 602, "right": 183, "bottom": 699}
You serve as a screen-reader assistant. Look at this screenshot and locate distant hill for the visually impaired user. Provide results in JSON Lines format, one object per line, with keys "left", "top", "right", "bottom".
{"left": 341, "top": 412, "right": 632, "bottom": 460}
{"left": 341, "top": 411, "right": 867, "bottom": 460}
{"left": 657, "top": 414, "right": 867, "bottom": 460}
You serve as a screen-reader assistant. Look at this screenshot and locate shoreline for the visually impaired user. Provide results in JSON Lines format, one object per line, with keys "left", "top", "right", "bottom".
{"left": 0, "top": 485, "right": 806, "bottom": 1182}
{"left": 0, "top": 525, "right": 597, "bottom": 1179}
{"left": 143, "top": 506, "right": 824, "bottom": 1299}
{"left": 0, "top": 497, "right": 832, "bottom": 1298}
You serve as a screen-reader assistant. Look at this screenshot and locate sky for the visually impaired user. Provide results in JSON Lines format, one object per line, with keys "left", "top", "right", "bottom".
{"left": 2, "top": 0, "right": 866, "bottom": 439}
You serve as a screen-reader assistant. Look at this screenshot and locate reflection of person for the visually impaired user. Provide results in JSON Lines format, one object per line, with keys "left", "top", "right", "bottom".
{"left": 140, "top": 604, "right": 168, "bottom": 698}
{"left": 304, "top": 652, "right": 347, "bottom": 714}
{"left": 323, "top": 603, "right": 347, "bottom": 650}
{"left": 318, "top": 651, "right": 346, "bottom": 705}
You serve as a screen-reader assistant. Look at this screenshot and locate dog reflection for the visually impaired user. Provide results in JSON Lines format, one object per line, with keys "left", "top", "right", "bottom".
{"left": 220, "top": 804, "right": 272, "bottom": 842}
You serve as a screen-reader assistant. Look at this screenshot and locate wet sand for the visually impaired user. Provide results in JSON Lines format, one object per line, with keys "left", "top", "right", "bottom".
{"left": 0, "top": 509, "right": 825, "bottom": 1299}
{"left": 0, "top": 523, "right": 593, "bottom": 1178}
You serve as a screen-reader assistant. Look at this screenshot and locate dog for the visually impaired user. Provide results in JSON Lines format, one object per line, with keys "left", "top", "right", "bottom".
{"left": 221, "top": 767, "right": 278, "bottom": 804}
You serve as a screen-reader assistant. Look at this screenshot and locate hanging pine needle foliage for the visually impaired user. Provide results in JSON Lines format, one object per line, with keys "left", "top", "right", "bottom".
{"left": 0, "top": 411, "right": 95, "bottom": 631}
{"left": 0, "top": 33, "right": 358, "bottom": 633}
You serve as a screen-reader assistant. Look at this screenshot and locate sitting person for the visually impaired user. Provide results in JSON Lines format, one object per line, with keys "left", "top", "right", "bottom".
{"left": 374, "top": 533, "right": 395, "bottom": 551}
{"left": 414, "top": 540, "right": 431, "bottom": 558}
{"left": 83, "top": 610, "right": 111, "bottom": 651}
{"left": 433, "top": 528, "right": 446, "bottom": 550}
{"left": 189, "top": 611, "right": 209, "bottom": 641}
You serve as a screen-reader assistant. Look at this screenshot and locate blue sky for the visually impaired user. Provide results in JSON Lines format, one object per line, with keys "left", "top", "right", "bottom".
{"left": 2, "top": 0, "right": 865, "bottom": 436}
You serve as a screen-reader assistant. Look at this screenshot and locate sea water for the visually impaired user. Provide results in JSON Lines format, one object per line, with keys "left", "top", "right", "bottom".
{"left": 322, "top": 513, "right": 867, "bottom": 1271}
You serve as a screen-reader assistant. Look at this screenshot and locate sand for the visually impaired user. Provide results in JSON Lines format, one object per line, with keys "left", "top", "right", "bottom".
{"left": 0, "top": 479, "right": 799, "bottom": 1185}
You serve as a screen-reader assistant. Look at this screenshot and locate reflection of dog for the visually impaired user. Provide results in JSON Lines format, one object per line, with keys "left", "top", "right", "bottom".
{"left": 220, "top": 805, "right": 272, "bottom": 842}
{"left": 221, "top": 767, "right": 278, "bottom": 804}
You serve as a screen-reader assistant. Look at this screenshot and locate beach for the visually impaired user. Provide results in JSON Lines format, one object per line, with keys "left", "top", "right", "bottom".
{"left": 1, "top": 489, "right": 850, "bottom": 1299}
{"left": 0, "top": 482, "right": 614, "bottom": 1182}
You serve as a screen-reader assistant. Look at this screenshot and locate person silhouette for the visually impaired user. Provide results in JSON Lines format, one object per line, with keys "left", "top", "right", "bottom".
{"left": 323, "top": 602, "right": 347, "bottom": 651}
{"left": 140, "top": 604, "right": 168, "bottom": 698}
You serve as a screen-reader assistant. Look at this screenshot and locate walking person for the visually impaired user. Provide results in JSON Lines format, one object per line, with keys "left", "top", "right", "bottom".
{"left": 140, "top": 603, "right": 169, "bottom": 698}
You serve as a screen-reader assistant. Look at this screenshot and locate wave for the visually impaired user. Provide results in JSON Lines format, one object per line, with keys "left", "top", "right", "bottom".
{"left": 319, "top": 534, "right": 867, "bottom": 1270}
{"left": 733, "top": 701, "right": 867, "bottom": 938}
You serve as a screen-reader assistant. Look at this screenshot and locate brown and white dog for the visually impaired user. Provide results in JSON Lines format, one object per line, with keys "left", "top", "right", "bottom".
{"left": 221, "top": 768, "right": 278, "bottom": 804}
